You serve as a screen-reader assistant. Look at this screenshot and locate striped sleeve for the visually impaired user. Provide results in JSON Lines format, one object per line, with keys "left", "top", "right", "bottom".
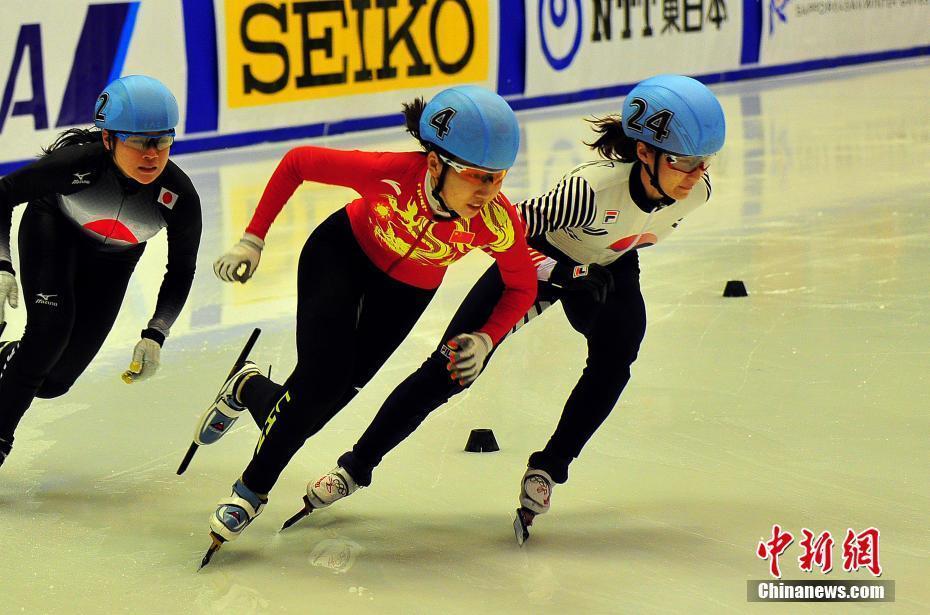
{"left": 516, "top": 175, "right": 597, "bottom": 237}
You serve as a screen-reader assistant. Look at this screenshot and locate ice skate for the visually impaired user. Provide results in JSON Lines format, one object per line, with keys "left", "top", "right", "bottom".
{"left": 177, "top": 328, "right": 260, "bottom": 475}
{"left": 280, "top": 467, "right": 360, "bottom": 530}
{"left": 514, "top": 468, "right": 553, "bottom": 546}
{"left": 193, "top": 360, "right": 261, "bottom": 446}
{"left": 201, "top": 479, "right": 267, "bottom": 568}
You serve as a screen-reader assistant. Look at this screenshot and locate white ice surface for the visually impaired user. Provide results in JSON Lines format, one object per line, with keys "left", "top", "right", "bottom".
{"left": 1, "top": 59, "right": 929, "bottom": 614}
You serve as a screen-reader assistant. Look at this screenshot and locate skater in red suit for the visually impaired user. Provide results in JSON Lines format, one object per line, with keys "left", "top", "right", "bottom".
{"left": 194, "top": 85, "right": 536, "bottom": 560}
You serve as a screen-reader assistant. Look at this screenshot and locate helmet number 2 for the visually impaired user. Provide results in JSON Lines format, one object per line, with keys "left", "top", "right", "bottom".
{"left": 626, "top": 97, "right": 673, "bottom": 143}
{"left": 95, "top": 92, "right": 109, "bottom": 123}
{"left": 429, "top": 107, "right": 456, "bottom": 140}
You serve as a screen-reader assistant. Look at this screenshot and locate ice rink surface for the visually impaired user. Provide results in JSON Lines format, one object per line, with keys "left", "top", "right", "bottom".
{"left": 1, "top": 59, "right": 928, "bottom": 613}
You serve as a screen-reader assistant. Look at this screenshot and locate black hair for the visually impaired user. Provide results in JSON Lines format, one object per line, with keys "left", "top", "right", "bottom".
{"left": 584, "top": 115, "right": 640, "bottom": 162}
{"left": 402, "top": 97, "right": 433, "bottom": 153}
{"left": 41, "top": 127, "right": 105, "bottom": 157}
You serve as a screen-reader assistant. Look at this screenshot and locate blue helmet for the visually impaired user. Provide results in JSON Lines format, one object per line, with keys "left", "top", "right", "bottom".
{"left": 622, "top": 75, "right": 725, "bottom": 156}
{"left": 94, "top": 75, "right": 179, "bottom": 133}
{"left": 419, "top": 85, "right": 520, "bottom": 171}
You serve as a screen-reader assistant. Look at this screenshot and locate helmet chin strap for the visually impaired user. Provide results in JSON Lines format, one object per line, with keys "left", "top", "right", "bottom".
{"left": 641, "top": 149, "right": 674, "bottom": 201}
{"left": 430, "top": 163, "right": 460, "bottom": 220}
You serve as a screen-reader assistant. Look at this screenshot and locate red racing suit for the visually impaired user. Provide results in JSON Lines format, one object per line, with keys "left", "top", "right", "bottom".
{"left": 245, "top": 147, "right": 536, "bottom": 344}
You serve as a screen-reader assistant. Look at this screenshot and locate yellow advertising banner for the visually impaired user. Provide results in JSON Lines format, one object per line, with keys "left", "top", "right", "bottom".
{"left": 225, "top": 0, "right": 490, "bottom": 108}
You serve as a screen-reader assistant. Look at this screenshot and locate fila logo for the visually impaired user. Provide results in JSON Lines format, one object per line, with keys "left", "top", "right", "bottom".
{"left": 72, "top": 172, "right": 91, "bottom": 185}
{"left": 603, "top": 210, "right": 619, "bottom": 224}
{"left": 571, "top": 265, "right": 588, "bottom": 279}
{"left": 439, "top": 344, "right": 453, "bottom": 360}
{"left": 35, "top": 292, "right": 59, "bottom": 306}
{"left": 157, "top": 187, "right": 178, "bottom": 209}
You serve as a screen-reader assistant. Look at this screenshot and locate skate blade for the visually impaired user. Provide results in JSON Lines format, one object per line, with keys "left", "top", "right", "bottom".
{"left": 178, "top": 328, "right": 261, "bottom": 476}
{"left": 176, "top": 442, "right": 199, "bottom": 475}
{"left": 280, "top": 496, "right": 315, "bottom": 531}
{"left": 513, "top": 508, "right": 534, "bottom": 547}
{"left": 199, "top": 532, "right": 225, "bottom": 569}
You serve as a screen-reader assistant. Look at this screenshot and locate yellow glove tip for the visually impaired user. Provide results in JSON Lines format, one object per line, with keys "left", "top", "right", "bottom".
{"left": 130, "top": 361, "right": 142, "bottom": 372}
{"left": 121, "top": 371, "right": 134, "bottom": 384}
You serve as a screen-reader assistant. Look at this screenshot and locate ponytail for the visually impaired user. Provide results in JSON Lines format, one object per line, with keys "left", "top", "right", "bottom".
{"left": 41, "top": 127, "right": 104, "bottom": 157}
{"left": 584, "top": 115, "right": 639, "bottom": 162}
{"left": 401, "top": 97, "right": 431, "bottom": 152}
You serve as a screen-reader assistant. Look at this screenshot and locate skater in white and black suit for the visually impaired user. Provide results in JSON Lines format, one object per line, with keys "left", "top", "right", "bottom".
{"left": 0, "top": 75, "right": 202, "bottom": 468}
{"left": 296, "top": 75, "right": 727, "bottom": 542}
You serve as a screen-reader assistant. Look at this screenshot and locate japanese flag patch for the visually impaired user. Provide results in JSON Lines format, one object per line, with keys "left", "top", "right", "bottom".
{"left": 158, "top": 187, "right": 178, "bottom": 209}
{"left": 603, "top": 210, "right": 619, "bottom": 224}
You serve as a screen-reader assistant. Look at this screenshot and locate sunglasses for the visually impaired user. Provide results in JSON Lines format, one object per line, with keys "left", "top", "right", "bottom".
{"left": 439, "top": 153, "right": 508, "bottom": 186}
{"left": 664, "top": 152, "right": 713, "bottom": 173}
{"left": 111, "top": 130, "right": 175, "bottom": 152}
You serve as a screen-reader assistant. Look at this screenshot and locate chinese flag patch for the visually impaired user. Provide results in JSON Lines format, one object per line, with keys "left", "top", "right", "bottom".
{"left": 158, "top": 187, "right": 178, "bottom": 209}
{"left": 449, "top": 229, "right": 475, "bottom": 244}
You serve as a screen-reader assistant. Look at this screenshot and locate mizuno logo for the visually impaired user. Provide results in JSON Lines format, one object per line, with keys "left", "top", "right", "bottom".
{"left": 72, "top": 172, "right": 91, "bottom": 185}
{"left": 35, "top": 293, "right": 59, "bottom": 306}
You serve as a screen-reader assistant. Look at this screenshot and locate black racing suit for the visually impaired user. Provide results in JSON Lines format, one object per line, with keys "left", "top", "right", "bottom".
{"left": 337, "top": 247, "right": 645, "bottom": 486}
{"left": 0, "top": 140, "right": 202, "bottom": 445}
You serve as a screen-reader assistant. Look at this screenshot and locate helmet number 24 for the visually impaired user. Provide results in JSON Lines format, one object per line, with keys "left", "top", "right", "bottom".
{"left": 625, "top": 98, "right": 673, "bottom": 144}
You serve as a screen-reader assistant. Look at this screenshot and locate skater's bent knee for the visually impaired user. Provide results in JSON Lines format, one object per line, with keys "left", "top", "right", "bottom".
{"left": 35, "top": 380, "right": 72, "bottom": 399}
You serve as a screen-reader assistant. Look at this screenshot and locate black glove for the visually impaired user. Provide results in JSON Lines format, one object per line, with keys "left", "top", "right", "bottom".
{"left": 549, "top": 262, "right": 614, "bottom": 304}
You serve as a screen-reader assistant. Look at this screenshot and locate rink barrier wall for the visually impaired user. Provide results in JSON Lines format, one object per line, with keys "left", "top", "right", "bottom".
{"left": 1, "top": 0, "right": 928, "bottom": 175}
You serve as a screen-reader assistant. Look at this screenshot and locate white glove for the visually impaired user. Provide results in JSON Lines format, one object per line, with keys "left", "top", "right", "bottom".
{"left": 446, "top": 332, "right": 493, "bottom": 386}
{"left": 0, "top": 270, "right": 19, "bottom": 322}
{"left": 121, "top": 338, "right": 161, "bottom": 383}
{"left": 214, "top": 233, "right": 264, "bottom": 283}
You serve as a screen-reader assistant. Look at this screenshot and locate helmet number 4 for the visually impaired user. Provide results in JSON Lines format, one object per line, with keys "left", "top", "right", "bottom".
{"left": 626, "top": 97, "right": 673, "bottom": 143}
{"left": 429, "top": 107, "right": 456, "bottom": 140}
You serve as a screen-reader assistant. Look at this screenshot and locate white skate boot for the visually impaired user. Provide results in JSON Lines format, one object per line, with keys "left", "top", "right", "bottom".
{"left": 210, "top": 479, "right": 267, "bottom": 542}
{"left": 194, "top": 362, "right": 261, "bottom": 446}
{"left": 200, "top": 479, "right": 268, "bottom": 568}
{"left": 280, "top": 467, "right": 360, "bottom": 530}
{"left": 178, "top": 328, "right": 262, "bottom": 476}
{"left": 307, "top": 467, "right": 360, "bottom": 509}
{"left": 514, "top": 468, "right": 553, "bottom": 546}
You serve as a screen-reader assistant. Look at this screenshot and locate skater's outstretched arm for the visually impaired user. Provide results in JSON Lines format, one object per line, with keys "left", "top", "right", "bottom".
{"left": 213, "top": 147, "right": 408, "bottom": 284}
